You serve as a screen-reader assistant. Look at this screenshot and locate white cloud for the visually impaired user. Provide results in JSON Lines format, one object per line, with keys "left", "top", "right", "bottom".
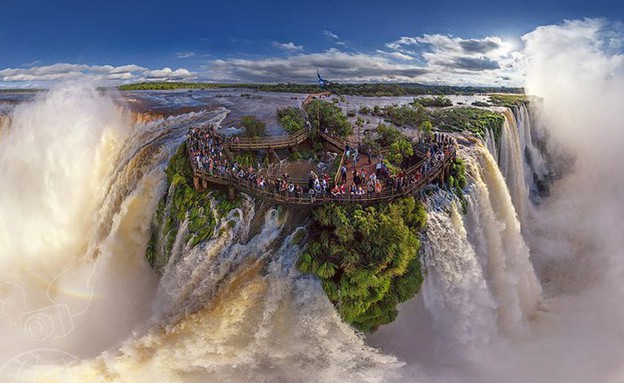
{"left": 176, "top": 51, "right": 196, "bottom": 59}
{"left": 144, "top": 67, "right": 193, "bottom": 79}
{"left": 323, "top": 30, "right": 347, "bottom": 47}
{"left": 207, "top": 50, "right": 433, "bottom": 84}
{"left": 0, "top": 63, "right": 197, "bottom": 86}
{"left": 21, "top": 60, "right": 41, "bottom": 68}
{"left": 204, "top": 31, "right": 524, "bottom": 86}
{"left": 323, "top": 30, "right": 340, "bottom": 40}
{"left": 384, "top": 33, "right": 523, "bottom": 84}
{"left": 273, "top": 42, "right": 304, "bottom": 51}
{"left": 376, "top": 50, "right": 415, "bottom": 61}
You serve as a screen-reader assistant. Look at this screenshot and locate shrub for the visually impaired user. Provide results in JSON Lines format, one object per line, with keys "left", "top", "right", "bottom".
{"left": 241, "top": 116, "right": 266, "bottom": 137}
{"left": 304, "top": 99, "right": 353, "bottom": 137}
{"left": 277, "top": 107, "right": 305, "bottom": 133}
{"left": 412, "top": 96, "right": 453, "bottom": 107}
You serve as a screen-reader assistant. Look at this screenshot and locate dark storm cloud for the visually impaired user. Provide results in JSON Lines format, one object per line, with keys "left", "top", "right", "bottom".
{"left": 459, "top": 39, "right": 501, "bottom": 54}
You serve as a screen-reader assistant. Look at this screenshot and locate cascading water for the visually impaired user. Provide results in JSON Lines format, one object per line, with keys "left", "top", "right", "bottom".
{"left": 462, "top": 145, "right": 542, "bottom": 334}
{"left": 421, "top": 197, "right": 497, "bottom": 355}
{"left": 484, "top": 127, "right": 498, "bottom": 162}
{"left": 498, "top": 109, "right": 530, "bottom": 226}
{"left": 496, "top": 103, "right": 552, "bottom": 227}
{"left": 0, "top": 84, "right": 401, "bottom": 382}
{"left": 419, "top": 144, "right": 542, "bottom": 340}
{"left": 370, "top": 142, "right": 542, "bottom": 382}
{"left": 514, "top": 103, "right": 549, "bottom": 200}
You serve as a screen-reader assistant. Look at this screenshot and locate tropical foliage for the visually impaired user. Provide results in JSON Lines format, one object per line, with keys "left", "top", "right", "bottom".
{"left": 488, "top": 94, "right": 528, "bottom": 107}
{"left": 383, "top": 104, "right": 428, "bottom": 127}
{"left": 146, "top": 143, "right": 240, "bottom": 271}
{"left": 298, "top": 197, "right": 427, "bottom": 332}
{"left": 304, "top": 99, "right": 353, "bottom": 137}
{"left": 430, "top": 107, "right": 504, "bottom": 141}
{"left": 277, "top": 106, "right": 305, "bottom": 133}
{"left": 412, "top": 96, "right": 453, "bottom": 107}
{"left": 446, "top": 157, "right": 468, "bottom": 210}
{"left": 389, "top": 138, "right": 414, "bottom": 165}
{"left": 241, "top": 115, "right": 266, "bottom": 137}
{"left": 117, "top": 82, "right": 524, "bottom": 96}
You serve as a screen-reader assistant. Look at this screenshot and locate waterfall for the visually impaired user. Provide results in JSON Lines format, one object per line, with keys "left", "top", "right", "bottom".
{"left": 0, "top": 84, "right": 401, "bottom": 383}
{"left": 422, "top": 144, "right": 542, "bottom": 349}
{"left": 422, "top": 198, "right": 497, "bottom": 355}
{"left": 462, "top": 145, "right": 542, "bottom": 334}
{"left": 484, "top": 127, "right": 498, "bottom": 162}
{"left": 498, "top": 109, "right": 530, "bottom": 226}
{"left": 514, "top": 103, "right": 550, "bottom": 201}
{"left": 21, "top": 208, "right": 402, "bottom": 383}
{"left": 497, "top": 103, "right": 552, "bottom": 226}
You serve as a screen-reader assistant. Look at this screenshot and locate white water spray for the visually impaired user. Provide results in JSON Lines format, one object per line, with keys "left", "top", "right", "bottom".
{"left": 0, "top": 84, "right": 402, "bottom": 382}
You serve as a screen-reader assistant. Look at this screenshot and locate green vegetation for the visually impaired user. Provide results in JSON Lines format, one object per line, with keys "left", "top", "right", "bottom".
{"left": 471, "top": 101, "right": 491, "bottom": 107}
{"left": 241, "top": 115, "right": 266, "bottom": 137}
{"left": 304, "top": 99, "right": 353, "bottom": 137}
{"left": 446, "top": 157, "right": 468, "bottom": 210}
{"left": 359, "top": 106, "right": 372, "bottom": 115}
{"left": 412, "top": 96, "right": 453, "bottom": 107}
{"left": 488, "top": 94, "right": 528, "bottom": 108}
{"left": 430, "top": 107, "right": 504, "bottom": 142}
{"left": 146, "top": 143, "right": 240, "bottom": 271}
{"left": 419, "top": 120, "right": 433, "bottom": 136}
{"left": 374, "top": 123, "right": 404, "bottom": 147}
{"left": 277, "top": 106, "right": 305, "bottom": 133}
{"left": 298, "top": 197, "right": 427, "bottom": 332}
{"left": 117, "top": 82, "right": 524, "bottom": 96}
{"left": 234, "top": 153, "right": 256, "bottom": 168}
{"left": 383, "top": 104, "right": 428, "bottom": 127}
{"left": 389, "top": 138, "right": 414, "bottom": 165}
{"left": 363, "top": 123, "right": 405, "bottom": 155}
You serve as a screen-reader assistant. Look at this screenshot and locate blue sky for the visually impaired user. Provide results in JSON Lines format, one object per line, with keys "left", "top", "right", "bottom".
{"left": 1, "top": 0, "right": 623, "bottom": 87}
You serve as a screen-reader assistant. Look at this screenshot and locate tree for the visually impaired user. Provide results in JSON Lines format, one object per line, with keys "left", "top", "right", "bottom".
{"left": 304, "top": 99, "right": 353, "bottom": 137}
{"left": 419, "top": 120, "right": 433, "bottom": 136}
{"left": 280, "top": 115, "right": 302, "bottom": 133}
{"left": 375, "top": 124, "right": 403, "bottom": 147}
{"left": 241, "top": 116, "right": 266, "bottom": 137}
{"left": 389, "top": 138, "right": 414, "bottom": 165}
{"left": 277, "top": 106, "right": 305, "bottom": 133}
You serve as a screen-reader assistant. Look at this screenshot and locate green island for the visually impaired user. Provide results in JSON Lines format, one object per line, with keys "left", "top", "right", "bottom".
{"left": 149, "top": 93, "right": 513, "bottom": 332}
{"left": 488, "top": 93, "right": 529, "bottom": 107}
{"left": 299, "top": 197, "right": 426, "bottom": 332}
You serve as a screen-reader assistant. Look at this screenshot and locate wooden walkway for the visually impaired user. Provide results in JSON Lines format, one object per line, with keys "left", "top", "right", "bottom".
{"left": 226, "top": 128, "right": 310, "bottom": 151}
{"left": 302, "top": 92, "right": 331, "bottom": 108}
{"left": 189, "top": 92, "right": 458, "bottom": 206}
{"left": 192, "top": 152, "right": 454, "bottom": 206}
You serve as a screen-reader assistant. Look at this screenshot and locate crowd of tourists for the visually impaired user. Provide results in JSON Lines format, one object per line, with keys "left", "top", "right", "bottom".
{"left": 187, "top": 125, "right": 456, "bottom": 203}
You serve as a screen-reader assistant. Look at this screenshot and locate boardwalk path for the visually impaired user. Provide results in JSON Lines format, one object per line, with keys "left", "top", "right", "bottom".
{"left": 189, "top": 94, "right": 457, "bottom": 206}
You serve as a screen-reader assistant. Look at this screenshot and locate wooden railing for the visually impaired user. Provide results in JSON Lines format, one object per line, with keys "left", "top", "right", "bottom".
{"left": 225, "top": 128, "right": 310, "bottom": 151}
{"left": 318, "top": 131, "right": 346, "bottom": 151}
{"left": 188, "top": 91, "right": 457, "bottom": 206}
{"left": 191, "top": 148, "right": 455, "bottom": 207}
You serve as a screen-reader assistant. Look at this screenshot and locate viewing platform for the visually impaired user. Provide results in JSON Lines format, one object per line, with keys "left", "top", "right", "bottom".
{"left": 191, "top": 153, "right": 454, "bottom": 206}
{"left": 187, "top": 93, "right": 458, "bottom": 206}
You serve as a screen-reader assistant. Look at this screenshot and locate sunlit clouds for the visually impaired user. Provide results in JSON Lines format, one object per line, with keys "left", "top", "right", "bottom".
{"left": 0, "top": 64, "right": 196, "bottom": 87}
{"left": 205, "top": 32, "right": 524, "bottom": 86}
